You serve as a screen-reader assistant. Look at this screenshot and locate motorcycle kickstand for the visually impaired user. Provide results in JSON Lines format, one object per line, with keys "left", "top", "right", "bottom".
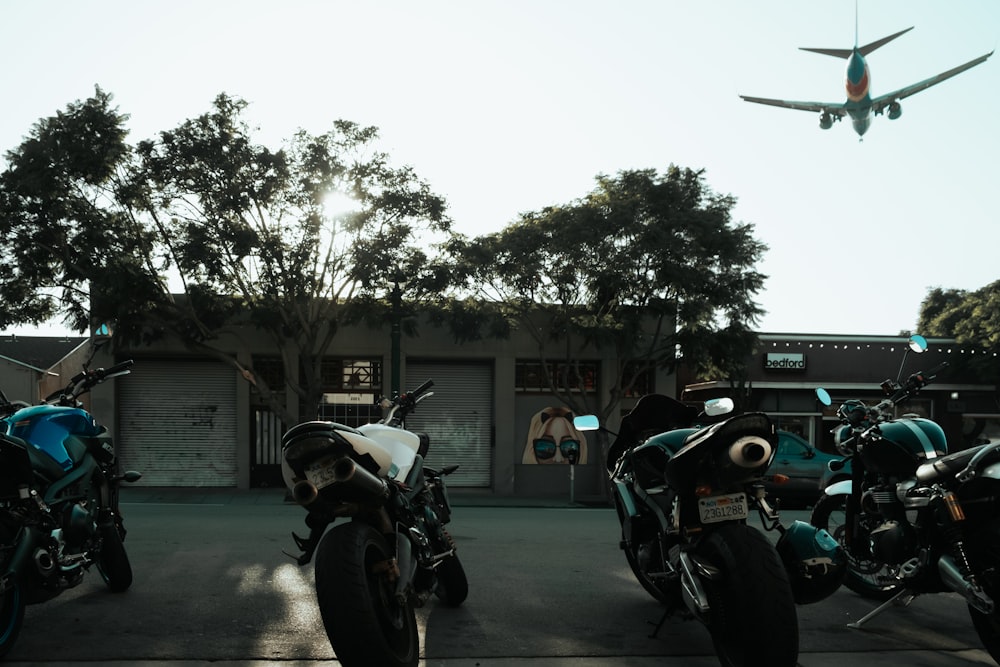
{"left": 847, "top": 588, "right": 918, "bottom": 629}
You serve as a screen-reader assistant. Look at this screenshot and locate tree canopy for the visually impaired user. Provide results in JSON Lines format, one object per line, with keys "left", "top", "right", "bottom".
{"left": 919, "top": 282, "right": 1000, "bottom": 380}
{"left": 0, "top": 88, "right": 450, "bottom": 424}
{"left": 439, "top": 166, "right": 767, "bottom": 425}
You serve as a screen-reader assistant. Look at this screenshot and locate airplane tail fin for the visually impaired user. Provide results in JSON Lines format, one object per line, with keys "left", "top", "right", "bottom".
{"left": 800, "top": 26, "right": 914, "bottom": 59}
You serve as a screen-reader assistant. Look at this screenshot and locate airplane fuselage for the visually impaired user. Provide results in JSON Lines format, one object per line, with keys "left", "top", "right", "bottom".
{"left": 845, "top": 49, "right": 873, "bottom": 136}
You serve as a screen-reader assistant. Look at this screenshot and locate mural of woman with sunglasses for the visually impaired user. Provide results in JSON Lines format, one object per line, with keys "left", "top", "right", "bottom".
{"left": 521, "top": 406, "right": 589, "bottom": 465}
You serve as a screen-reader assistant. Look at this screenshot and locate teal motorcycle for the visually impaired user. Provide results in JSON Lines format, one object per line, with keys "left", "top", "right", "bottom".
{"left": 810, "top": 335, "right": 1000, "bottom": 663}
{"left": 0, "top": 358, "right": 141, "bottom": 657}
{"left": 576, "top": 394, "right": 843, "bottom": 667}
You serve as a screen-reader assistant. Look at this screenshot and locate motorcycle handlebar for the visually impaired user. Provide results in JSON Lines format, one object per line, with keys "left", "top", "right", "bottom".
{"left": 410, "top": 379, "right": 434, "bottom": 397}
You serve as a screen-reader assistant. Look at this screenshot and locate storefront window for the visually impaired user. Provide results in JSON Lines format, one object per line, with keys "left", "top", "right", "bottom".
{"left": 515, "top": 360, "right": 598, "bottom": 394}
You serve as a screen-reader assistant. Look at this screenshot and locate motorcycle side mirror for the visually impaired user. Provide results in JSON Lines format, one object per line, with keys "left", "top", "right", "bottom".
{"left": 573, "top": 415, "right": 600, "bottom": 431}
{"left": 815, "top": 388, "right": 832, "bottom": 406}
{"left": 704, "top": 397, "right": 734, "bottom": 417}
{"left": 908, "top": 334, "right": 928, "bottom": 353}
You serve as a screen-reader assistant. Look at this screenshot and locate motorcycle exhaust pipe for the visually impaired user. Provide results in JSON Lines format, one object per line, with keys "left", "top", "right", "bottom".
{"left": 33, "top": 547, "right": 55, "bottom": 576}
{"left": 727, "top": 435, "right": 773, "bottom": 469}
{"left": 939, "top": 555, "right": 995, "bottom": 614}
{"left": 291, "top": 479, "right": 319, "bottom": 506}
{"left": 332, "top": 457, "right": 390, "bottom": 502}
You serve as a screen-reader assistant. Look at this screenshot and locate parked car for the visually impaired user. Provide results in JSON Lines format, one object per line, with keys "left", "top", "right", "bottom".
{"left": 764, "top": 430, "right": 851, "bottom": 506}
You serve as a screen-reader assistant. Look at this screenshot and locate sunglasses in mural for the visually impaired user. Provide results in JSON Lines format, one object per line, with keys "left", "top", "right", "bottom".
{"left": 522, "top": 407, "right": 588, "bottom": 465}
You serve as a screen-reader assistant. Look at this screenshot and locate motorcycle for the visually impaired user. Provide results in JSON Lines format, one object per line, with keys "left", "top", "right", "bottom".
{"left": 575, "top": 393, "right": 844, "bottom": 667}
{"left": 281, "top": 379, "right": 467, "bottom": 667}
{"left": 0, "top": 357, "right": 141, "bottom": 657}
{"left": 810, "top": 334, "right": 1000, "bottom": 663}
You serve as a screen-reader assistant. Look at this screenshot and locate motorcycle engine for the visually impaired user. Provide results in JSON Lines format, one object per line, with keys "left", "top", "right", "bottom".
{"left": 868, "top": 520, "right": 917, "bottom": 565}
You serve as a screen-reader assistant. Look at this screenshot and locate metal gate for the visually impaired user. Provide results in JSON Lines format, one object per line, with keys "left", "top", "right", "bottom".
{"left": 118, "top": 360, "right": 238, "bottom": 486}
{"left": 403, "top": 362, "right": 493, "bottom": 488}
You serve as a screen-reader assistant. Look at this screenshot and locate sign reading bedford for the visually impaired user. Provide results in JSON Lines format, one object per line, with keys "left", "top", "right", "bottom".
{"left": 764, "top": 352, "right": 806, "bottom": 370}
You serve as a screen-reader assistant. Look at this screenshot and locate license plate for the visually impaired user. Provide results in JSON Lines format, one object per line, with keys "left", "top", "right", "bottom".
{"left": 698, "top": 493, "right": 748, "bottom": 524}
{"left": 305, "top": 456, "right": 340, "bottom": 490}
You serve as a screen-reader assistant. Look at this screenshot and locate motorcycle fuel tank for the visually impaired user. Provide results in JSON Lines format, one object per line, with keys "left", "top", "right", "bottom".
{"left": 862, "top": 417, "right": 948, "bottom": 476}
{"left": 3, "top": 405, "right": 100, "bottom": 471}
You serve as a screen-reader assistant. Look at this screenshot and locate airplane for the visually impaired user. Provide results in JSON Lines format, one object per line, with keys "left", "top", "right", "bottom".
{"left": 739, "top": 24, "right": 993, "bottom": 139}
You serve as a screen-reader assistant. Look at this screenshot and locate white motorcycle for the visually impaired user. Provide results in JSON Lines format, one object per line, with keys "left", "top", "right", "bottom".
{"left": 281, "top": 379, "right": 467, "bottom": 667}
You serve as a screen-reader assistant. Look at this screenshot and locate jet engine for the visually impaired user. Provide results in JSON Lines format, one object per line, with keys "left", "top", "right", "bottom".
{"left": 887, "top": 102, "right": 902, "bottom": 120}
{"left": 819, "top": 112, "right": 834, "bottom": 130}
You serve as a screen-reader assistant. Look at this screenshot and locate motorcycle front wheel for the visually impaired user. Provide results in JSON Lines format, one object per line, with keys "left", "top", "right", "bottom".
{"left": 810, "top": 493, "right": 903, "bottom": 601}
{"left": 314, "top": 521, "right": 418, "bottom": 667}
{"left": 433, "top": 553, "right": 468, "bottom": 607}
{"left": 97, "top": 521, "right": 133, "bottom": 593}
{"left": 0, "top": 525, "right": 25, "bottom": 657}
{"left": 694, "top": 523, "right": 798, "bottom": 667}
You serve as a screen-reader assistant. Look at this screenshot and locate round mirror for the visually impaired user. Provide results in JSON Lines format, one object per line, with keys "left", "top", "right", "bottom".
{"left": 815, "top": 388, "right": 832, "bottom": 406}
{"left": 908, "top": 334, "right": 928, "bottom": 353}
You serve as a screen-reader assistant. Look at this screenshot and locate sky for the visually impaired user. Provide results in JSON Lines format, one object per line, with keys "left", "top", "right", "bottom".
{"left": 1, "top": 0, "right": 997, "bottom": 338}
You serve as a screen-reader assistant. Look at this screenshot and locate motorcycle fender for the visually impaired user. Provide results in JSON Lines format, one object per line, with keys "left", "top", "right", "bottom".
{"left": 823, "top": 479, "right": 853, "bottom": 496}
{"left": 979, "top": 463, "right": 1000, "bottom": 481}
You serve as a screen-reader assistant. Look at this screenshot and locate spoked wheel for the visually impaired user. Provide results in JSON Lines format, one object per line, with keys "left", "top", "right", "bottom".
{"left": 314, "top": 522, "right": 418, "bottom": 667}
{"left": 694, "top": 523, "right": 799, "bottom": 667}
{"left": 811, "top": 493, "right": 902, "bottom": 601}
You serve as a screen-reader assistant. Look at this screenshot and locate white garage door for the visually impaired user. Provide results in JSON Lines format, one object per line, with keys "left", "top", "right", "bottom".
{"left": 117, "top": 360, "right": 238, "bottom": 486}
{"left": 403, "top": 362, "right": 493, "bottom": 488}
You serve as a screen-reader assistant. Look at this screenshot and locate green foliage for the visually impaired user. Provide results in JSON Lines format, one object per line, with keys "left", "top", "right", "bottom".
{"left": 440, "top": 166, "right": 767, "bottom": 419}
{"left": 919, "top": 282, "right": 1000, "bottom": 381}
{"left": 0, "top": 89, "right": 450, "bottom": 424}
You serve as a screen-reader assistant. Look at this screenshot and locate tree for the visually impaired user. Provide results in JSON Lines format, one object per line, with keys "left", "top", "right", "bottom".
{"left": 439, "top": 166, "right": 767, "bottom": 464}
{"left": 0, "top": 88, "right": 450, "bottom": 425}
{"left": 919, "top": 282, "right": 1000, "bottom": 381}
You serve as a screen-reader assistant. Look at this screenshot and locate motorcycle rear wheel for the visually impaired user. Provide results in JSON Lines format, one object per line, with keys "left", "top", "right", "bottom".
{"left": 966, "top": 518, "right": 1000, "bottom": 664}
{"left": 810, "top": 493, "right": 903, "bottom": 601}
{"left": 314, "top": 521, "right": 418, "bottom": 667}
{"left": 695, "top": 523, "right": 798, "bottom": 667}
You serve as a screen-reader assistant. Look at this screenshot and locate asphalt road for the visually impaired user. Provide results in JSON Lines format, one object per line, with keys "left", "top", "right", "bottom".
{"left": 4, "top": 489, "right": 996, "bottom": 666}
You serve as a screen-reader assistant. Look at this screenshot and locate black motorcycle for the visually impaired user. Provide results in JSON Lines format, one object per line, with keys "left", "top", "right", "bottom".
{"left": 0, "top": 358, "right": 141, "bottom": 656}
{"left": 576, "top": 393, "right": 843, "bottom": 667}
{"left": 281, "top": 379, "right": 467, "bottom": 667}
{"left": 810, "top": 335, "right": 1000, "bottom": 663}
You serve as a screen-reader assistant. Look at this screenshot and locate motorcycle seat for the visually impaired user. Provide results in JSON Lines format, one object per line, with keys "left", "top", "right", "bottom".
{"left": 915, "top": 443, "right": 1000, "bottom": 483}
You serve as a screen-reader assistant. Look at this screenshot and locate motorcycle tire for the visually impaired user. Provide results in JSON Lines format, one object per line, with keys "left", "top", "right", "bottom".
{"left": 810, "top": 493, "right": 902, "bottom": 601}
{"left": 97, "top": 522, "right": 133, "bottom": 593}
{"left": 0, "top": 523, "right": 25, "bottom": 658}
{"left": 314, "top": 521, "right": 419, "bottom": 667}
{"left": 965, "top": 518, "right": 1000, "bottom": 664}
{"left": 434, "top": 553, "right": 468, "bottom": 607}
{"left": 614, "top": 495, "right": 669, "bottom": 604}
{"left": 694, "top": 523, "right": 799, "bottom": 667}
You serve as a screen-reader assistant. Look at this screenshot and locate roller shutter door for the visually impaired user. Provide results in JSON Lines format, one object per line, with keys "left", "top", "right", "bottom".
{"left": 117, "top": 360, "right": 238, "bottom": 486}
{"left": 404, "top": 362, "right": 493, "bottom": 488}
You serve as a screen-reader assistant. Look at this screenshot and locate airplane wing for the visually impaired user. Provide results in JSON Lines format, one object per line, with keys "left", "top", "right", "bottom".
{"left": 871, "top": 50, "right": 993, "bottom": 113}
{"left": 738, "top": 95, "right": 847, "bottom": 116}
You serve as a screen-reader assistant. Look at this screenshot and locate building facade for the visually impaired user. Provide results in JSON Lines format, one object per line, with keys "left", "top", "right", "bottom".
{"left": 682, "top": 333, "right": 1000, "bottom": 456}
